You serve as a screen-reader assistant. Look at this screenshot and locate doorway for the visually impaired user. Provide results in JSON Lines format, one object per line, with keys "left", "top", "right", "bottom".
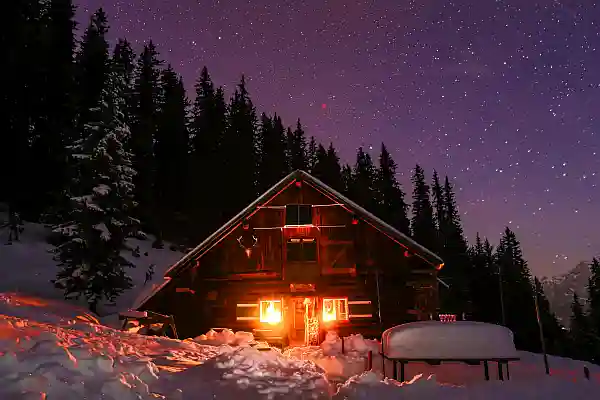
{"left": 288, "top": 296, "right": 318, "bottom": 346}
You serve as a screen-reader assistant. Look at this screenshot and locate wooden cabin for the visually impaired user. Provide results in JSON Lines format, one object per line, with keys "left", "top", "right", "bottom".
{"left": 133, "top": 170, "right": 444, "bottom": 346}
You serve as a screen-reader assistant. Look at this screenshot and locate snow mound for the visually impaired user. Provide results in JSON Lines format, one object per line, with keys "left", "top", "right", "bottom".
{"left": 159, "top": 345, "right": 331, "bottom": 399}
{"left": 191, "top": 328, "right": 256, "bottom": 346}
{"left": 284, "top": 332, "right": 377, "bottom": 381}
{"left": 0, "top": 312, "right": 221, "bottom": 399}
{"left": 382, "top": 321, "right": 519, "bottom": 360}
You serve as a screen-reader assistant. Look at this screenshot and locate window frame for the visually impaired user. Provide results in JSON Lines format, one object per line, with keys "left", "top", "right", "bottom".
{"left": 285, "top": 204, "right": 313, "bottom": 226}
{"left": 322, "top": 297, "right": 349, "bottom": 322}
{"left": 286, "top": 237, "right": 318, "bottom": 262}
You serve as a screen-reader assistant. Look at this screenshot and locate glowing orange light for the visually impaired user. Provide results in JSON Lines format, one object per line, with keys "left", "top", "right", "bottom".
{"left": 245, "top": 248, "right": 252, "bottom": 257}
{"left": 322, "top": 298, "right": 348, "bottom": 322}
{"left": 260, "top": 300, "right": 282, "bottom": 325}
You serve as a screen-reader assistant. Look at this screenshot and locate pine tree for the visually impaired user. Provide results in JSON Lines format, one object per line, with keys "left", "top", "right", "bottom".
{"left": 375, "top": 143, "right": 409, "bottom": 235}
{"left": 287, "top": 119, "right": 308, "bottom": 171}
{"left": 410, "top": 165, "right": 437, "bottom": 251}
{"left": 495, "top": 227, "right": 539, "bottom": 351}
{"left": 438, "top": 176, "right": 472, "bottom": 315}
{"left": 341, "top": 164, "right": 353, "bottom": 196}
{"left": 27, "top": 0, "right": 77, "bottom": 218}
{"left": 587, "top": 258, "right": 600, "bottom": 333}
{"left": 53, "top": 69, "right": 138, "bottom": 313}
{"left": 188, "top": 67, "right": 228, "bottom": 238}
{"left": 257, "top": 113, "right": 288, "bottom": 191}
{"left": 154, "top": 65, "right": 189, "bottom": 237}
{"left": 74, "top": 8, "right": 110, "bottom": 137}
{"left": 1, "top": 0, "right": 43, "bottom": 216}
{"left": 469, "top": 233, "right": 500, "bottom": 322}
{"left": 431, "top": 170, "right": 446, "bottom": 245}
{"left": 585, "top": 257, "right": 600, "bottom": 360}
{"left": 570, "top": 293, "right": 595, "bottom": 361}
{"left": 223, "top": 75, "right": 258, "bottom": 216}
{"left": 112, "top": 38, "right": 136, "bottom": 125}
{"left": 349, "top": 147, "right": 377, "bottom": 210}
{"left": 131, "top": 42, "right": 162, "bottom": 232}
{"left": 307, "top": 136, "right": 318, "bottom": 172}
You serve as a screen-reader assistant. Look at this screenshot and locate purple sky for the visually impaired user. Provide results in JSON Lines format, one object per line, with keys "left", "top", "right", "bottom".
{"left": 75, "top": 0, "right": 600, "bottom": 277}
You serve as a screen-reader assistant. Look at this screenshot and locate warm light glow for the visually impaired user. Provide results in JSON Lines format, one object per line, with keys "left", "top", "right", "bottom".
{"left": 322, "top": 298, "right": 348, "bottom": 322}
{"left": 439, "top": 314, "right": 457, "bottom": 323}
{"left": 260, "top": 300, "right": 282, "bottom": 325}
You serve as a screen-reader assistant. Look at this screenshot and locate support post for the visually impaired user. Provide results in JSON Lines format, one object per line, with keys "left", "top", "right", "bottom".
{"left": 497, "top": 362, "right": 504, "bottom": 380}
{"left": 533, "top": 282, "right": 550, "bottom": 375}
{"left": 484, "top": 361, "right": 490, "bottom": 381}
{"left": 400, "top": 361, "right": 405, "bottom": 382}
{"left": 366, "top": 350, "right": 373, "bottom": 371}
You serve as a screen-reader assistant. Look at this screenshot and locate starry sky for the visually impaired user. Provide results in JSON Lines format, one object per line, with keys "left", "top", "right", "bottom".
{"left": 75, "top": 0, "right": 600, "bottom": 277}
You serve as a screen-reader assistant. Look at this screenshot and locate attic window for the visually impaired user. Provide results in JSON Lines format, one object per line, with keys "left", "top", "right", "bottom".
{"left": 285, "top": 204, "right": 312, "bottom": 225}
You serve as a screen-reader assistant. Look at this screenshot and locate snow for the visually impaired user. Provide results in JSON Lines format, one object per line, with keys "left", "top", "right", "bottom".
{"left": 0, "top": 300, "right": 329, "bottom": 399}
{"left": 0, "top": 295, "right": 598, "bottom": 399}
{"left": 382, "top": 321, "right": 519, "bottom": 360}
{"left": 0, "top": 218, "right": 184, "bottom": 322}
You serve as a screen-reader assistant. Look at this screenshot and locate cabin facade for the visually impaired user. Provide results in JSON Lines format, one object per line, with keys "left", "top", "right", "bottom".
{"left": 134, "top": 170, "right": 444, "bottom": 346}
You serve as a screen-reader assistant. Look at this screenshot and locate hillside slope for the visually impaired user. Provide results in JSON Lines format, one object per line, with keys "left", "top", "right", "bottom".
{"left": 0, "top": 219, "right": 184, "bottom": 319}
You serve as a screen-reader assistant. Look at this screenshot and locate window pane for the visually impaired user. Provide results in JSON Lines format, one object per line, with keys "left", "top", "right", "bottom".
{"left": 285, "top": 204, "right": 313, "bottom": 225}
{"left": 287, "top": 242, "right": 303, "bottom": 261}
{"left": 297, "top": 205, "right": 312, "bottom": 225}
{"left": 285, "top": 205, "right": 299, "bottom": 225}
{"left": 303, "top": 241, "right": 317, "bottom": 262}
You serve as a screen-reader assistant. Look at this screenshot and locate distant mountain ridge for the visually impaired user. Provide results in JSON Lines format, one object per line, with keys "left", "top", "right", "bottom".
{"left": 541, "top": 261, "right": 593, "bottom": 327}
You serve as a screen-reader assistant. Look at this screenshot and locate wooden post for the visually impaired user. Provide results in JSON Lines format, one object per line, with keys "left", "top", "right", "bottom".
{"left": 484, "top": 361, "right": 490, "bottom": 381}
{"left": 365, "top": 351, "right": 373, "bottom": 371}
{"left": 392, "top": 360, "right": 397, "bottom": 380}
{"left": 497, "top": 361, "right": 504, "bottom": 380}
{"left": 400, "top": 361, "right": 405, "bottom": 382}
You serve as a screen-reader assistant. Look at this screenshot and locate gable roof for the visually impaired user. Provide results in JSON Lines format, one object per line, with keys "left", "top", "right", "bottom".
{"left": 133, "top": 170, "right": 443, "bottom": 310}
{"left": 168, "top": 170, "right": 443, "bottom": 276}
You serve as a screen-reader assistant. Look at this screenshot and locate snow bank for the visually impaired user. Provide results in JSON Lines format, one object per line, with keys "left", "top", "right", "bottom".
{"left": 161, "top": 346, "right": 330, "bottom": 399}
{"left": 333, "top": 371, "right": 600, "bottom": 400}
{"left": 0, "top": 219, "right": 184, "bottom": 320}
{"left": 382, "top": 321, "right": 519, "bottom": 360}
{"left": 191, "top": 328, "right": 257, "bottom": 347}
{"left": 284, "top": 332, "right": 377, "bottom": 381}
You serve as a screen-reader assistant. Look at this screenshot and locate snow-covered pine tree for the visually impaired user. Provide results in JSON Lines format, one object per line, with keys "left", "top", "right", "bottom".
{"left": 52, "top": 68, "right": 139, "bottom": 314}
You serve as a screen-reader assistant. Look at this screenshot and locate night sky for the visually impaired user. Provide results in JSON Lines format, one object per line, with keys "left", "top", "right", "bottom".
{"left": 75, "top": 0, "right": 600, "bottom": 277}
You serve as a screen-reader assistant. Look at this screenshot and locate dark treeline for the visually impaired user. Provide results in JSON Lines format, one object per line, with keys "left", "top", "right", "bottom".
{"left": 2, "top": 2, "right": 599, "bottom": 362}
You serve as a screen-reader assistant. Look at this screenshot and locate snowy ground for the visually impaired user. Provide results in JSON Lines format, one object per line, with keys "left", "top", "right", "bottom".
{"left": 1, "top": 219, "right": 600, "bottom": 398}
{"left": 0, "top": 294, "right": 599, "bottom": 399}
{"left": 0, "top": 218, "right": 184, "bottom": 322}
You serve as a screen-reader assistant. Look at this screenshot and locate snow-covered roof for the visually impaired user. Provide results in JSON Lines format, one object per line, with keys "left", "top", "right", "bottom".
{"left": 138, "top": 170, "right": 443, "bottom": 309}
{"left": 382, "top": 321, "right": 520, "bottom": 360}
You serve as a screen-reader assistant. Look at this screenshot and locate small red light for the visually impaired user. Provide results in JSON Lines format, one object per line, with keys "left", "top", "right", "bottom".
{"left": 351, "top": 218, "right": 358, "bottom": 225}
{"left": 295, "top": 181, "right": 302, "bottom": 188}
{"left": 243, "top": 223, "right": 250, "bottom": 230}
{"left": 404, "top": 250, "right": 410, "bottom": 257}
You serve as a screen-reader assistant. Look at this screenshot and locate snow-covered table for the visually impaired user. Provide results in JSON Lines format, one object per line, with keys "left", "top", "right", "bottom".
{"left": 380, "top": 321, "right": 520, "bottom": 382}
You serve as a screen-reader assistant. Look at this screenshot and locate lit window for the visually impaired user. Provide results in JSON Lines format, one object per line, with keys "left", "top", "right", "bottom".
{"left": 259, "top": 299, "right": 282, "bottom": 325}
{"left": 322, "top": 298, "right": 348, "bottom": 322}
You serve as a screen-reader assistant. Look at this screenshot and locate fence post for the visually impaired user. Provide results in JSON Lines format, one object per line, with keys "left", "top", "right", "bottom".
{"left": 365, "top": 350, "right": 373, "bottom": 371}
